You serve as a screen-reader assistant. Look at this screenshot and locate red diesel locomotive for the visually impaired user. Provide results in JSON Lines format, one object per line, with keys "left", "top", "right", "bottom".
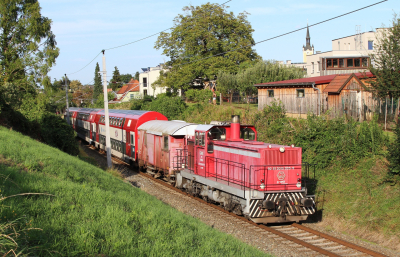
{"left": 68, "top": 108, "right": 315, "bottom": 223}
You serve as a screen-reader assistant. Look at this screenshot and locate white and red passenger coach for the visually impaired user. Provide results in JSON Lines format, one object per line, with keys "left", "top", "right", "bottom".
{"left": 68, "top": 108, "right": 315, "bottom": 223}
{"left": 67, "top": 107, "right": 167, "bottom": 163}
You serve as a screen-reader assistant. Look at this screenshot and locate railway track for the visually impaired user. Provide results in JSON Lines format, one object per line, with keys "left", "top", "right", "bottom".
{"left": 90, "top": 145, "right": 387, "bottom": 257}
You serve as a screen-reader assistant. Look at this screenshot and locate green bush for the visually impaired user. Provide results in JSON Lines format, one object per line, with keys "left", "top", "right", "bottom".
{"left": 0, "top": 93, "right": 79, "bottom": 156}
{"left": 388, "top": 120, "right": 400, "bottom": 177}
{"left": 185, "top": 89, "right": 214, "bottom": 103}
{"left": 41, "top": 114, "right": 79, "bottom": 156}
{"left": 142, "top": 93, "right": 187, "bottom": 120}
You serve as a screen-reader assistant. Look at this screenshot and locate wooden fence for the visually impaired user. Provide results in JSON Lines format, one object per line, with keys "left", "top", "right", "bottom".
{"left": 258, "top": 93, "right": 399, "bottom": 122}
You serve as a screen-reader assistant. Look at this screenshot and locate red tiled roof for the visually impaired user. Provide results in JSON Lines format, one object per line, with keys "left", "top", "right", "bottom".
{"left": 116, "top": 79, "right": 139, "bottom": 94}
{"left": 254, "top": 71, "right": 374, "bottom": 87}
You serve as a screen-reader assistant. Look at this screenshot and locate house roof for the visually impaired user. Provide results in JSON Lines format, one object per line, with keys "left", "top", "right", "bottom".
{"left": 254, "top": 71, "right": 374, "bottom": 87}
{"left": 323, "top": 74, "right": 366, "bottom": 93}
{"left": 112, "top": 79, "right": 140, "bottom": 102}
{"left": 116, "top": 79, "right": 139, "bottom": 95}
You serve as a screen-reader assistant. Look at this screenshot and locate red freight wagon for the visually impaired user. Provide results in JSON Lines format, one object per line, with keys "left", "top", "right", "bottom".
{"left": 137, "top": 120, "right": 198, "bottom": 178}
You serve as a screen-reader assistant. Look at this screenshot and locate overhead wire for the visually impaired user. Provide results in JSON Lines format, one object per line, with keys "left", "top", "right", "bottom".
{"left": 65, "top": 0, "right": 233, "bottom": 75}
{"left": 174, "top": 0, "right": 388, "bottom": 67}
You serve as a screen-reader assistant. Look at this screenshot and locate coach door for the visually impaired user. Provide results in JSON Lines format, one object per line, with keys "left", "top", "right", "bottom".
{"left": 195, "top": 131, "right": 206, "bottom": 176}
{"left": 130, "top": 132, "right": 135, "bottom": 160}
{"left": 92, "top": 123, "right": 96, "bottom": 141}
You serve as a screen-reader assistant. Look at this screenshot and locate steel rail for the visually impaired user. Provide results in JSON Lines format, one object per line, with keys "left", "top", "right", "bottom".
{"left": 292, "top": 223, "right": 388, "bottom": 257}
{"left": 87, "top": 143, "right": 386, "bottom": 257}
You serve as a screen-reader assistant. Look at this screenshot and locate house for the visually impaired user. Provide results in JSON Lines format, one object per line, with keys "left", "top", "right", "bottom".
{"left": 139, "top": 64, "right": 167, "bottom": 97}
{"left": 254, "top": 72, "right": 377, "bottom": 120}
{"left": 110, "top": 79, "right": 140, "bottom": 103}
{"left": 284, "top": 25, "right": 383, "bottom": 77}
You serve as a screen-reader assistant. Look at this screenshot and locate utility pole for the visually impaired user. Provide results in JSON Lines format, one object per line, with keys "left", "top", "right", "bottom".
{"left": 101, "top": 50, "right": 112, "bottom": 168}
{"left": 65, "top": 74, "right": 70, "bottom": 125}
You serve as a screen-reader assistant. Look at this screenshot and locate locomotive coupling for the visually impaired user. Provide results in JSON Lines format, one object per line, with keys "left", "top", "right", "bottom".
{"left": 301, "top": 198, "right": 314, "bottom": 208}
{"left": 262, "top": 200, "right": 275, "bottom": 210}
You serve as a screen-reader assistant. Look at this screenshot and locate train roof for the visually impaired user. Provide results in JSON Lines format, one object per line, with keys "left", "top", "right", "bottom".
{"left": 138, "top": 120, "right": 198, "bottom": 136}
{"left": 97, "top": 109, "right": 150, "bottom": 116}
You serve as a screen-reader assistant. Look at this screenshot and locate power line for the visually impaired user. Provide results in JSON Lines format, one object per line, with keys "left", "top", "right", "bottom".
{"left": 104, "top": 0, "right": 233, "bottom": 51}
{"left": 66, "top": 0, "right": 233, "bottom": 76}
{"left": 66, "top": 51, "right": 102, "bottom": 76}
{"left": 174, "top": 0, "right": 388, "bottom": 67}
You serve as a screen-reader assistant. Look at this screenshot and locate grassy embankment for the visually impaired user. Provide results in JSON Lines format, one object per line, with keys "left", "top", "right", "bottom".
{"left": 0, "top": 126, "right": 267, "bottom": 256}
{"left": 182, "top": 102, "right": 400, "bottom": 250}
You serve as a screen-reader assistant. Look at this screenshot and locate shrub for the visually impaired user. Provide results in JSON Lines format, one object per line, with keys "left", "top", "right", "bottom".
{"left": 41, "top": 114, "right": 79, "bottom": 156}
{"left": 142, "top": 94, "right": 187, "bottom": 120}
{"left": 388, "top": 120, "right": 400, "bottom": 176}
{"left": 185, "top": 89, "right": 214, "bottom": 103}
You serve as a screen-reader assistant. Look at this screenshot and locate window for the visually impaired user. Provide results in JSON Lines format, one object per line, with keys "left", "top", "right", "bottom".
{"left": 268, "top": 90, "right": 274, "bottom": 98}
{"left": 354, "top": 58, "right": 361, "bottom": 67}
{"left": 130, "top": 94, "right": 134, "bottom": 99}
{"left": 207, "top": 142, "right": 214, "bottom": 153}
{"left": 164, "top": 136, "right": 169, "bottom": 150}
{"left": 332, "top": 59, "right": 338, "bottom": 68}
{"left": 339, "top": 59, "right": 344, "bottom": 68}
{"left": 317, "top": 61, "right": 320, "bottom": 72}
{"left": 143, "top": 77, "right": 147, "bottom": 87}
{"left": 208, "top": 127, "right": 226, "bottom": 141}
{"left": 368, "top": 40, "right": 374, "bottom": 50}
{"left": 297, "top": 89, "right": 305, "bottom": 98}
{"left": 362, "top": 58, "right": 368, "bottom": 67}
{"left": 312, "top": 62, "right": 314, "bottom": 73}
{"left": 327, "top": 59, "right": 332, "bottom": 68}
{"left": 195, "top": 132, "right": 199, "bottom": 145}
{"left": 131, "top": 135, "right": 134, "bottom": 145}
{"left": 347, "top": 59, "right": 354, "bottom": 67}
{"left": 144, "top": 90, "right": 147, "bottom": 96}
{"left": 200, "top": 132, "right": 205, "bottom": 147}
{"left": 240, "top": 128, "right": 255, "bottom": 141}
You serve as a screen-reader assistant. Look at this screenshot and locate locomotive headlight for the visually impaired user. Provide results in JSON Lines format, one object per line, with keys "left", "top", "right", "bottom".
{"left": 279, "top": 147, "right": 285, "bottom": 153}
{"left": 260, "top": 183, "right": 265, "bottom": 189}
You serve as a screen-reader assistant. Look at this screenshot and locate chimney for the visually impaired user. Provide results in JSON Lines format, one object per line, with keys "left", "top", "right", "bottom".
{"left": 230, "top": 115, "right": 241, "bottom": 141}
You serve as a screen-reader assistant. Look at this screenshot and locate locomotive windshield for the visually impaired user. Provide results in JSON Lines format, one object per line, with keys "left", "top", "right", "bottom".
{"left": 208, "top": 127, "right": 226, "bottom": 141}
{"left": 240, "top": 127, "right": 255, "bottom": 140}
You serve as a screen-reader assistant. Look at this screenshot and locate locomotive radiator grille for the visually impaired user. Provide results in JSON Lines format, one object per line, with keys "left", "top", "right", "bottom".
{"left": 249, "top": 192, "right": 315, "bottom": 218}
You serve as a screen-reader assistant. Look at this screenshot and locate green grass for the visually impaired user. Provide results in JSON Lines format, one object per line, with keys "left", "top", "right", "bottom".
{"left": 0, "top": 126, "right": 268, "bottom": 256}
{"left": 314, "top": 156, "right": 400, "bottom": 247}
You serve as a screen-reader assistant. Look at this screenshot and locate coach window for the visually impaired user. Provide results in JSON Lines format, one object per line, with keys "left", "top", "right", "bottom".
{"left": 164, "top": 136, "right": 169, "bottom": 150}
{"left": 297, "top": 89, "right": 305, "bottom": 98}
{"left": 268, "top": 90, "right": 274, "bottom": 98}
{"left": 195, "top": 132, "right": 199, "bottom": 145}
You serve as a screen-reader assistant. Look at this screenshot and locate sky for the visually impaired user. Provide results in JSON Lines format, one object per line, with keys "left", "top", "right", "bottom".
{"left": 39, "top": 0, "right": 399, "bottom": 85}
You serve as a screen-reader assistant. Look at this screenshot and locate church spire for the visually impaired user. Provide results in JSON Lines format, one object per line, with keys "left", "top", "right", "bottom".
{"left": 306, "top": 23, "right": 310, "bottom": 47}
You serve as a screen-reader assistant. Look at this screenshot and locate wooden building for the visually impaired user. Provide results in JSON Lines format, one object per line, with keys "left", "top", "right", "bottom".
{"left": 254, "top": 72, "right": 376, "bottom": 120}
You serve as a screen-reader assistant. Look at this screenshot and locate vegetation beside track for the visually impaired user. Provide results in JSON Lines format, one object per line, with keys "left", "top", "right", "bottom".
{"left": 0, "top": 126, "right": 267, "bottom": 256}
{"left": 163, "top": 101, "right": 400, "bottom": 250}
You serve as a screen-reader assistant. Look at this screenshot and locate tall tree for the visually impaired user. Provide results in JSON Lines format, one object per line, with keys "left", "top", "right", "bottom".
{"left": 134, "top": 71, "right": 140, "bottom": 81}
{"left": 154, "top": 3, "right": 260, "bottom": 91}
{"left": 93, "top": 62, "right": 102, "bottom": 100}
{"left": 110, "top": 66, "right": 121, "bottom": 91}
{"left": 369, "top": 14, "right": 400, "bottom": 99}
{"left": 0, "top": 0, "right": 59, "bottom": 95}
